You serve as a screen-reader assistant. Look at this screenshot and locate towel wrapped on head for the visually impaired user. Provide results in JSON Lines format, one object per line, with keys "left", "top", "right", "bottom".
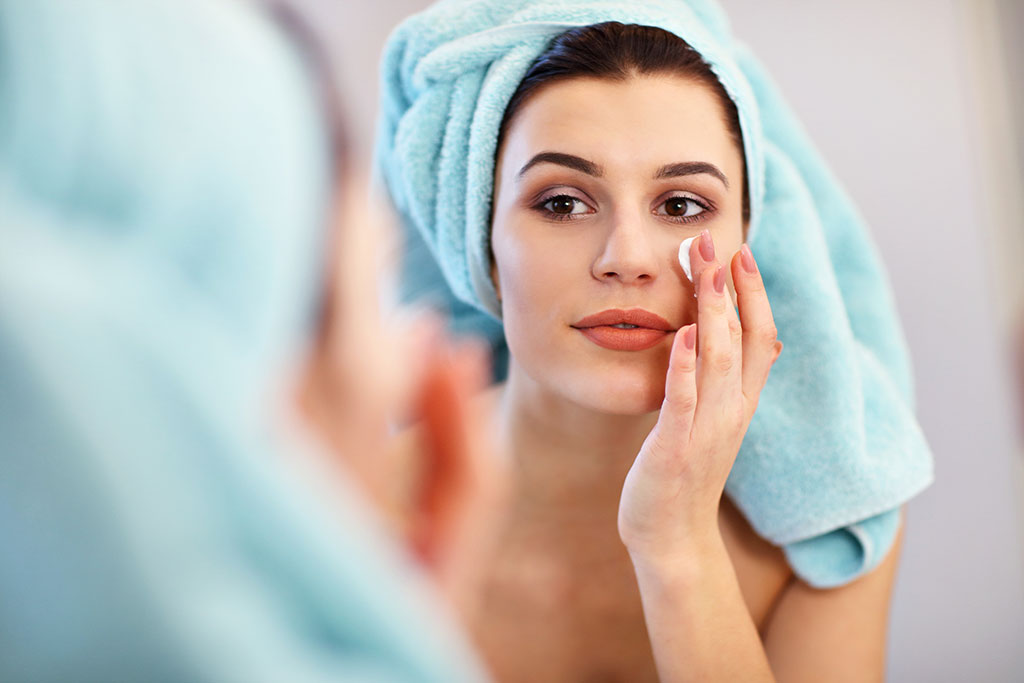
{"left": 374, "top": 0, "right": 935, "bottom": 588}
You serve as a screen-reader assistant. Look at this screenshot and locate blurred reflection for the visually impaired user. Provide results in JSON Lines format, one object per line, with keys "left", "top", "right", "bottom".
{"left": 0, "top": 1, "right": 504, "bottom": 681}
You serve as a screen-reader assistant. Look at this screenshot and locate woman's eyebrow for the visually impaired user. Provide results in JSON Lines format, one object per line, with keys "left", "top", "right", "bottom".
{"left": 654, "top": 161, "right": 730, "bottom": 189}
{"left": 516, "top": 153, "right": 730, "bottom": 190}
{"left": 517, "top": 152, "right": 603, "bottom": 179}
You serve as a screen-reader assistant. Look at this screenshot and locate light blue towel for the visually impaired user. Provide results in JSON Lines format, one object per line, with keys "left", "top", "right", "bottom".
{"left": 0, "top": 1, "right": 489, "bottom": 681}
{"left": 374, "top": 0, "right": 935, "bottom": 588}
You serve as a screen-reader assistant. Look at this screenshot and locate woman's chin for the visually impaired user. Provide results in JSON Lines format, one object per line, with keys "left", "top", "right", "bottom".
{"left": 562, "top": 369, "right": 666, "bottom": 416}
{"left": 590, "top": 391, "right": 663, "bottom": 415}
{"left": 512, "top": 346, "right": 670, "bottom": 416}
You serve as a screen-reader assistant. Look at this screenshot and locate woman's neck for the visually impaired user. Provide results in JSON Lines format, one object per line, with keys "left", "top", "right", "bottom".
{"left": 495, "top": 361, "right": 659, "bottom": 524}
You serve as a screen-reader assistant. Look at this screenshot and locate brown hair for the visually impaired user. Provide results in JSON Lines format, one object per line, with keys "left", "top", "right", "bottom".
{"left": 498, "top": 21, "right": 749, "bottom": 224}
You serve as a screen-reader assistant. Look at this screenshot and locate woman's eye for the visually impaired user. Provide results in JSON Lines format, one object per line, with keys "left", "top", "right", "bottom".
{"left": 542, "top": 194, "right": 590, "bottom": 216}
{"left": 659, "top": 196, "right": 707, "bottom": 220}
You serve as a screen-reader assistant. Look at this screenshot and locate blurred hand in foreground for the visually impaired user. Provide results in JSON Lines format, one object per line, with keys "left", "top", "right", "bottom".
{"left": 297, "top": 171, "right": 509, "bottom": 623}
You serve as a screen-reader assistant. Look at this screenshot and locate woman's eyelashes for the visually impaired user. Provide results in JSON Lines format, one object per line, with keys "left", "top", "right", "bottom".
{"left": 655, "top": 195, "right": 713, "bottom": 223}
{"left": 529, "top": 191, "right": 714, "bottom": 224}
{"left": 532, "top": 193, "right": 594, "bottom": 221}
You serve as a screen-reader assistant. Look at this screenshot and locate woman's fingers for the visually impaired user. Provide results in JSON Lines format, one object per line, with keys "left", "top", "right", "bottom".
{"left": 661, "top": 322, "right": 698, "bottom": 441}
{"left": 691, "top": 233, "right": 743, "bottom": 429}
{"left": 410, "top": 337, "right": 493, "bottom": 570}
{"left": 680, "top": 232, "right": 778, "bottom": 433}
{"left": 688, "top": 230, "right": 715, "bottom": 296}
{"left": 433, "top": 337, "right": 507, "bottom": 621}
{"left": 731, "top": 244, "right": 782, "bottom": 420}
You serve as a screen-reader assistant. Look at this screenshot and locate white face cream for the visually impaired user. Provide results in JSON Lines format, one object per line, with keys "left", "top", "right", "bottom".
{"left": 678, "top": 237, "right": 696, "bottom": 284}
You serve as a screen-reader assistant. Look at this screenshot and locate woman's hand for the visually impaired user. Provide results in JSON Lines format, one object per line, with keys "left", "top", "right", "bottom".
{"left": 296, "top": 172, "right": 509, "bottom": 623}
{"left": 618, "top": 229, "right": 782, "bottom": 567}
{"left": 401, "top": 333, "right": 510, "bottom": 623}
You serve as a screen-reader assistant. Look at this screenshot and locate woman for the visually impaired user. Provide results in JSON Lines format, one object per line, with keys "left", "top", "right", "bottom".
{"left": 377, "top": 3, "right": 934, "bottom": 681}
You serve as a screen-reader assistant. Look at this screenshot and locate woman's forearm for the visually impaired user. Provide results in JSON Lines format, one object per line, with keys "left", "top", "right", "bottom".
{"left": 629, "top": 530, "right": 776, "bottom": 683}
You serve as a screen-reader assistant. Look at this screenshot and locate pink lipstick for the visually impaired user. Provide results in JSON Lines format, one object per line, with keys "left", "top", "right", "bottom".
{"left": 571, "top": 308, "right": 676, "bottom": 351}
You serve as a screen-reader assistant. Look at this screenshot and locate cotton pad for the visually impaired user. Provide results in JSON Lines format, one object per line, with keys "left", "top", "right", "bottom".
{"left": 678, "top": 237, "right": 696, "bottom": 284}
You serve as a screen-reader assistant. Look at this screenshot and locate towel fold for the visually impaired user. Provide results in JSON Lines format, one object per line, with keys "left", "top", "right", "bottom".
{"left": 374, "top": 0, "right": 935, "bottom": 588}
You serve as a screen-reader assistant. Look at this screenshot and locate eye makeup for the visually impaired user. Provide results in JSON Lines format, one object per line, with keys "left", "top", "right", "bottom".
{"left": 528, "top": 190, "right": 716, "bottom": 225}
{"left": 654, "top": 194, "right": 714, "bottom": 224}
{"left": 529, "top": 191, "right": 594, "bottom": 221}
{"left": 520, "top": 164, "right": 722, "bottom": 227}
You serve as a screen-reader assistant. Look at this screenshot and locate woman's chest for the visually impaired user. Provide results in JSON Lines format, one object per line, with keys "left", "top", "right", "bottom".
{"left": 471, "top": 498, "right": 792, "bottom": 683}
{"left": 471, "top": 514, "right": 660, "bottom": 683}
{"left": 473, "top": 543, "right": 660, "bottom": 683}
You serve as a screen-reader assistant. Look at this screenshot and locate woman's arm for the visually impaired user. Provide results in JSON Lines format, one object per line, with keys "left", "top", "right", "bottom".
{"left": 761, "top": 511, "right": 904, "bottom": 682}
{"left": 619, "top": 227, "right": 904, "bottom": 678}
{"left": 631, "top": 511, "right": 904, "bottom": 683}
{"left": 618, "top": 231, "right": 780, "bottom": 681}
{"left": 631, "top": 527, "right": 776, "bottom": 683}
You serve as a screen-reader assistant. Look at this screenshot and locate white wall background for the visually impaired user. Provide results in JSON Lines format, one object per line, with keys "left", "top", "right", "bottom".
{"left": 288, "top": 0, "right": 1024, "bottom": 679}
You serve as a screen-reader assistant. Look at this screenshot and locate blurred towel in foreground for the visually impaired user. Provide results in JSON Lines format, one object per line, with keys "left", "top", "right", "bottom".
{"left": 0, "top": 1, "right": 489, "bottom": 680}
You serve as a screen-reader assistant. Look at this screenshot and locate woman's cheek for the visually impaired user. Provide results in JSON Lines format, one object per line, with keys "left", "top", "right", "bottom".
{"left": 514, "top": 248, "right": 582, "bottom": 337}
{"left": 495, "top": 228, "right": 572, "bottom": 361}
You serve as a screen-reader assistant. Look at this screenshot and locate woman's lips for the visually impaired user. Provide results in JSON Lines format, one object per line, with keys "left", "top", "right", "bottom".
{"left": 577, "top": 326, "right": 669, "bottom": 351}
{"left": 571, "top": 308, "right": 676, "bottom": 352}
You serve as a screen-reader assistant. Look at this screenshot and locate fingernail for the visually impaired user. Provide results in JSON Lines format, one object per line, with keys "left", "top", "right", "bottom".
{"left": 740, "top": 243, "right": 757, "bottom": 274}
{"left": 698, "top": 229, "right": 715, "bottom": 262}
{"left": 713, "top": 265, "right": 726, "bottom": 294}
{"left": 683, "top": 324, "right": 696, "bottom": 350}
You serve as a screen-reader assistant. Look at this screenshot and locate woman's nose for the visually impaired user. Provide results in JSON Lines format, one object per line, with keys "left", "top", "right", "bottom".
{"left": 591, "top": 216, "right": 660, "bottom": 284}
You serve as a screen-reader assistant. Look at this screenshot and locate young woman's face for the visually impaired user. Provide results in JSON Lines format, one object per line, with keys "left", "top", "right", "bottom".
{"left": 491, "top": 74, "right": 746, "bottom": 414}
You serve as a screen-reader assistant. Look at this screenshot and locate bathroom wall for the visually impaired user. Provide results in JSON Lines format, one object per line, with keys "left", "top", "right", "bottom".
{"left": 289, "top": 0, "right": 1024, "bottom": 678}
